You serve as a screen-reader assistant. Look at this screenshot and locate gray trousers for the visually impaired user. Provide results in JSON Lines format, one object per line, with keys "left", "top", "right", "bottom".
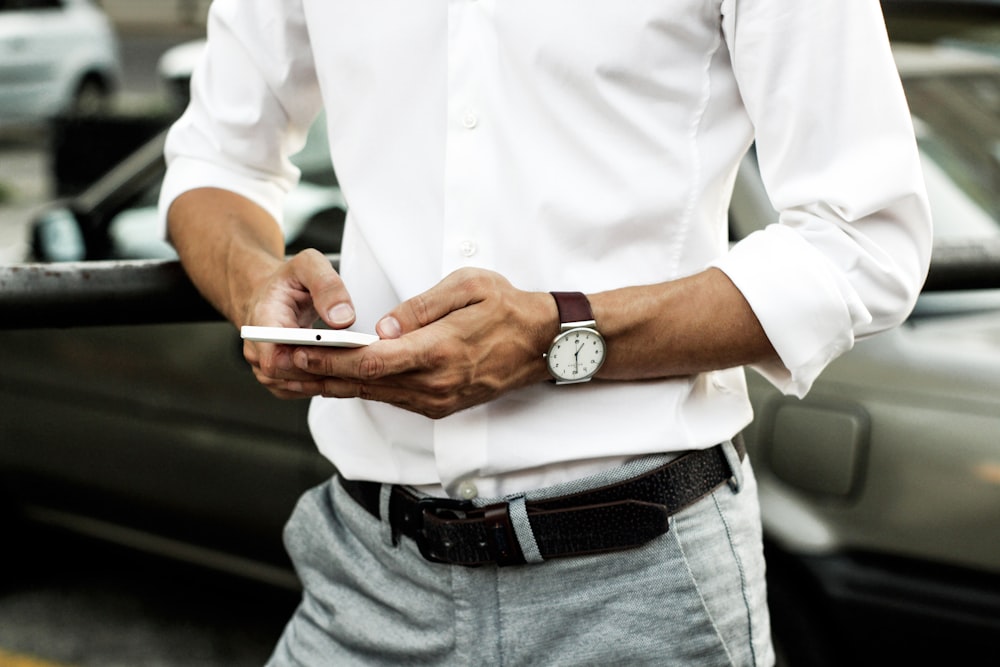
{"left": 267, "top": 447, "right": 775, "bottom": 666}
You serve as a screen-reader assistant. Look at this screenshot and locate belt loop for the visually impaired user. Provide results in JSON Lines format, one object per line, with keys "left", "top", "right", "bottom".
{"left": 379, "top": 484, "right": 397, "bottom": 547}
{"left": 506, "top": 495, "right": 544, "bottom": 564}
{"left": 722, "top": 440, "right": 744, "bottom": 493}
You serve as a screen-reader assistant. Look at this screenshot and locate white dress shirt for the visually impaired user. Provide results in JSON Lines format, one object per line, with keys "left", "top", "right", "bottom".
{"left": 159, "top": 0, "right": 932, "bottom": 498}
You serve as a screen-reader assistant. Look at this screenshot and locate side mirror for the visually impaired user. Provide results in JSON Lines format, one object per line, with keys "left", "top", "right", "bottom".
{"left": 31, "top": 207, "right": 86, "bottom": 263}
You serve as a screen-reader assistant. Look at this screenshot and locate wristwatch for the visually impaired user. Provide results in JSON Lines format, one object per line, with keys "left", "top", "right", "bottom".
{"left": 545, "top": 291, "right": 606, "bottom": 385}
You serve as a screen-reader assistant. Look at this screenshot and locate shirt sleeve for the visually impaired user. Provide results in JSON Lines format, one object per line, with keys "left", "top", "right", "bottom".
{"left": 712, "top": 0, "right": 933, "bottom": 397}
{"left": 156, "top": 0, "right": 323, "bottom": 235}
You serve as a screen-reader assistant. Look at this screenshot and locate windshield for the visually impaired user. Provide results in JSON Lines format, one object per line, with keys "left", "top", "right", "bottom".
{"left": 883, "top": 5, "right": 1000, "bottom": 248}
{"left": 906, "top": 71, "right": 1000, "bottom": 242}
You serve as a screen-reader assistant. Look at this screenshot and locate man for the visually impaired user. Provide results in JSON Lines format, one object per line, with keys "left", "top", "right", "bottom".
{"left": 160, "top": 1, "right": 932, "bottom": 664}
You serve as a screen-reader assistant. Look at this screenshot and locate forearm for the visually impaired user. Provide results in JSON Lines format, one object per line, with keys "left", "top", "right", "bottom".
{"left": 588, "top": 268, "right": 778, "bottom": 381}
{"left": 286, "top": 266, "right": 777, "bottom": 418}
{"left": 166, "top": 187, "right": 286, "bottom": 328}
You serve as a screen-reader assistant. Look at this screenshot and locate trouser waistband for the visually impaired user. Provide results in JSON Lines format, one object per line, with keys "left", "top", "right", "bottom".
{"left": 338, "top": 436, "right": 746, "bottom": 567}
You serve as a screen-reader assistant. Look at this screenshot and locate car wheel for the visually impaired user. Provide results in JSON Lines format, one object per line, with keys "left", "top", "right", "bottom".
{"left": 69, "top": 76, "right": 112, "bottom": 117}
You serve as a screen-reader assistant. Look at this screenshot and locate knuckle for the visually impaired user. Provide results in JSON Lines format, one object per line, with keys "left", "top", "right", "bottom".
{"left": 422, "top": 342, "right": 453, "bottom": 369}
{"left": 453, "top": 267, "right": 500, "bottom": 295}
{"left": 316, "top": 355, "right": 337, "bottom": 376}
{"left": 292, "top": 247, "right": 326, "bottom": 265}
{"left": 257, "top": 356, "right": 279, "bottom": 377}
{"left": 357, "top": 352, "right": 386, "bottom": 380}
{"left": 423, "top": 372, "right": 457, "bottom": 397}
{"left": 423, "top": 398, "right": 458, "bottom": 420}
{"left": 407, "top": 293, "right": 434, "bottom": 326}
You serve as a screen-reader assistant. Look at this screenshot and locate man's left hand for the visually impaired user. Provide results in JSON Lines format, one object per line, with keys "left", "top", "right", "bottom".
{"left": 287, "top": 268, "right": 557, "bottom": 419}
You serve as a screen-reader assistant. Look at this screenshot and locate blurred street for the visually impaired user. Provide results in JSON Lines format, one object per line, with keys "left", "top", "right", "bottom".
{"left": 0, "top": 9, "right": 299, "bottom": 667}
{"left": 5, "top": 3, "right": 1000, "bottom": 666}
{"left": 0, "top": 526, "right": 297, "bottom": 667}
{"left": 0, "top": 13, "right": 204, "bottom": 262}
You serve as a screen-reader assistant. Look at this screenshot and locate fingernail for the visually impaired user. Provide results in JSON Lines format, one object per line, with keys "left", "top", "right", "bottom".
{"left": 329, "top": 303, "right": 355, "bottom": 326}
{"left": 377, "top": 316, "right": 402, "bottom": 339}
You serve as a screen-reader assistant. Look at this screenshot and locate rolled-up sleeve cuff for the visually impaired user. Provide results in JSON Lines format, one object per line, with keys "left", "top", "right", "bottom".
{"left": 712, "top": 225, "right": 860, "bottom": 398}
{"left": 157, "top": 155, "right": 289, "bottom": 242}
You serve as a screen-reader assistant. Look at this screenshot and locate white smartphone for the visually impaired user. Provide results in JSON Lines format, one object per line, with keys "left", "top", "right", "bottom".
{"left": 240, "top": 326, "right": 378, "bottom": 348}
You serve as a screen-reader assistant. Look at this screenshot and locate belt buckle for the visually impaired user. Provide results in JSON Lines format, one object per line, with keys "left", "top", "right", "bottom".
{"left": 413, "top": 495, "right": 476, "bottom": 564}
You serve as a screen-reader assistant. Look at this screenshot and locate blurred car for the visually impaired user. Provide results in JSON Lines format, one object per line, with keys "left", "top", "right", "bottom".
{"left": 0, "top": 0, "right": 121, "bottom": 121}
{"left": 731, "top": 44, "right": 1000, "bottom": 666}
{"left": 4, "top": 112, "right": 346, "bottom": 589}
{"left": 32, "top": 116, "right": 346, "bottom": 263}
{"left": 3, "top": 4, "right": 1000, "bottom": 665}
{"left": 155, "top": 36, "right": 202, "bottom": 112}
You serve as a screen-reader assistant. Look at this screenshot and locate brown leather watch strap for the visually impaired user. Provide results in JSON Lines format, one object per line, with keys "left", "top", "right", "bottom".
{"left": 550, "top": 291, "right": 595, "bottom": 326}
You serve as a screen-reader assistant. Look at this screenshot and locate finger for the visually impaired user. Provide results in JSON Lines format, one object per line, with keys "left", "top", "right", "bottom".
{"left": 306, "top": 376, "right": 463, "bottom": 420}
{"left": 286, "top": 249, "right": 357, "bottom": 329}
{"left": 252, "top": 361, "right": 331, "bottom": 399}
{"left": 261, "top": 383, "right": 316, "bottom": 401}
{"left": 377, "top": 268, "right": 490, "bottom": 336}
{"left": 292, "top": 337, "right": 437, "bottom": 384}
{"left": 291, "top": 344, "right": 385, "bottom": 380}
{"left": 246, "top": 339, "right": 333, "bottom": 382}
{"left": 310, "top": 367, "right": 502, "bottom": 420}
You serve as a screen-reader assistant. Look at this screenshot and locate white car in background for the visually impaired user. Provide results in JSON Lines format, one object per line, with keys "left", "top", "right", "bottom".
{"left": 32, "top": 36, "right": 344, "bottom": 262}
{"left": 0, "top": 0, "right": 121, "bottom": 121}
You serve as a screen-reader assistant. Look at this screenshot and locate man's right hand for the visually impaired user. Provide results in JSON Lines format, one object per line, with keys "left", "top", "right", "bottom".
{"left": 166, "top": 188, "right": 357, "bottom": 400}
{"left": 241, "top": 249, "right": 359, "bottom": 399}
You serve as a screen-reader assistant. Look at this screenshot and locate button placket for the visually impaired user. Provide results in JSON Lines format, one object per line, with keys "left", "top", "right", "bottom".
{"left": 442, "top": 0, "right": 496, "bottom": 274}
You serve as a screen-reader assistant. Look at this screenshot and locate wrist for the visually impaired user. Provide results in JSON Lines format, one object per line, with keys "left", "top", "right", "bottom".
{"left": 227, "top": 251, "right": 284, "bottom": 328}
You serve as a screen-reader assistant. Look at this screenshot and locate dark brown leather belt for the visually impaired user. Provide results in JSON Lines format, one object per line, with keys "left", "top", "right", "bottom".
{"left": 339, "top": 437, "right": 745, "bottom": 567}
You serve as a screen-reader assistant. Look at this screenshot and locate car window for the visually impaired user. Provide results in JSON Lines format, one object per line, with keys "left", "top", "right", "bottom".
{"left": 917, "top": 142, "right": 999, "bottom": 242}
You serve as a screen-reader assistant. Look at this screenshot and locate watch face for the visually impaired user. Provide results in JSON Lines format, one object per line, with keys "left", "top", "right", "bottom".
{"left": 547, "top": 327, "right": 606, "bottom": 384}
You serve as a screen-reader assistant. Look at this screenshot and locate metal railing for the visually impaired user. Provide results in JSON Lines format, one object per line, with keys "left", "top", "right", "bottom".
{"left": 0, "top": 250, "right": 996, "bottom": 330}
{"left": 0, "top": 259, "right": 218, "bottom": 329}
{"left": 0, "top": 255, "right": 340, "bottom": 330}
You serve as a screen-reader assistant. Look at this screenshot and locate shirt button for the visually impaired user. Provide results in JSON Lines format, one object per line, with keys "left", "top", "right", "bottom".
{"left": 462, "top": 111, "right": 478, "bottom": 129}
{"left": 460, "top": 240, "right": 478, "bottom": 257}
{"left": 457, "top": 480, "right": 479, "bottom": 500}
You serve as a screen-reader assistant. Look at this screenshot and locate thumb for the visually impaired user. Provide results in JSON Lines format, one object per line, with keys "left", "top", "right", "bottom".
{"left": 286, "top": 249, "right": 357, "bottom": 329}
{"left": 375, "top": 269, "right": 486, "bottom": 338}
